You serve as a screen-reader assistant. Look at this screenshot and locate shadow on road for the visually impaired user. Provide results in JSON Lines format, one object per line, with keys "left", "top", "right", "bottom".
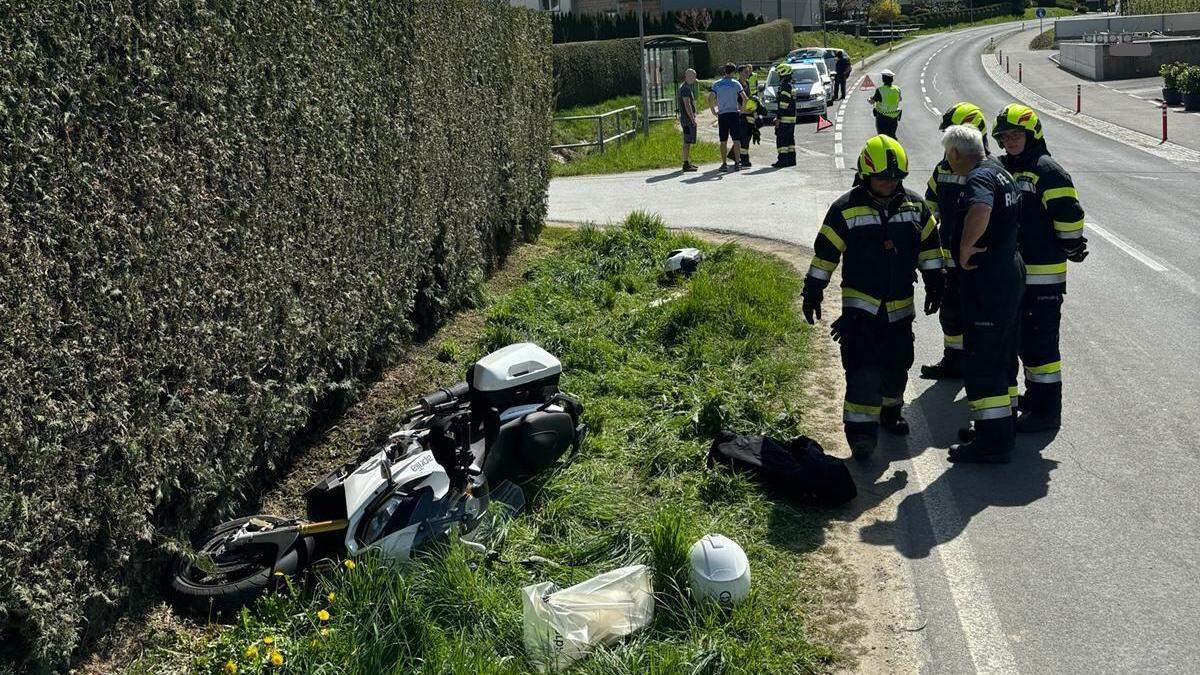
{"left": 644, "top": 170, "right": 685, "bottom": 184}
{"left": 745, "top": 166, "right": 782, "bottom": 175}
{"left": 681, "top": 168, "right": 728, "bottom": 184}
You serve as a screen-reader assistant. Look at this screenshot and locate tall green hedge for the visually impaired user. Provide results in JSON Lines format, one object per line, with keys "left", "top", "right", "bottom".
{"left": 0, "top": 0, "right": 551, "bottom": 668}
{"left": 693, "top": 20, "right": 796, "bottom": 78}
{"left": 553, "top": 37, "right": 643, "bottom": 108}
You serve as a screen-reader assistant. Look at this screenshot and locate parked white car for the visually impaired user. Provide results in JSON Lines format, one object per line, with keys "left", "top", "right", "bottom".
{"left": 789, "top": 47, "right": 850, "bottom": 75}
{"left": 761, "top": 62, "right": 827, "bottom": 120}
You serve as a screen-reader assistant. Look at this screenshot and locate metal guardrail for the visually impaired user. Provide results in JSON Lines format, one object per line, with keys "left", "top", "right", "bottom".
{"left": 552, "top": 105, "right": 639, "bottom": 151}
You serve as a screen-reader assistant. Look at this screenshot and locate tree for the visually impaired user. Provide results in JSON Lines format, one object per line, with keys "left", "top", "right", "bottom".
{"left": 675, "top": 8, "right": 712, "bottom": 33}
{"left": 869, "top": 0, "right": 903, "bottom": 23}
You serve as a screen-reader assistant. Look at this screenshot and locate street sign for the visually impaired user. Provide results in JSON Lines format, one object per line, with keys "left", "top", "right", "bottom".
{"left": 1035, "top": 7, "right": 1046, "bottom": 18}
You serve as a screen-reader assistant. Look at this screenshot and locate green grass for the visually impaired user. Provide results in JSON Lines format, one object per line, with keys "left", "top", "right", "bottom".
{"left": 133, "top": 214, "right": 844, "bottom": 674}
{"left": 1030, "top": 27, "right": 1056, "bottom": 49}
{"left": 552, "top": 120, "right": 721, "bottom": 177}
{"left": 793, "top": 31, "right": 883, "bottom": 61}
{"left": 555, "top": 95, "right": 643, "bottom": 146}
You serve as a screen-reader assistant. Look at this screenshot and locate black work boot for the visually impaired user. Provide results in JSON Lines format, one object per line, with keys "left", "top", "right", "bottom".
{"left": 920, "top": 351, "right": 964, "bottom": 379}
{"left": 849, "top": 436, "right": 877, "bottom": 460}
{"left": 1016, "top": 410, "right": 1061, "bottom": 433}
{"left": 948, "top": 439, "right": 1011, "bottom": 464}
{"left": 880, "top": 405, "right": 910, "bottom": 435}
{"left": 958, "top": 424, "right": 976, "bottom": 443}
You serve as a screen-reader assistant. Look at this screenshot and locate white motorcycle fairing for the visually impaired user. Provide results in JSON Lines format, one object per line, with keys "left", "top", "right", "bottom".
{"left": 341, "top": 449, "right": 449, "bottom": 559}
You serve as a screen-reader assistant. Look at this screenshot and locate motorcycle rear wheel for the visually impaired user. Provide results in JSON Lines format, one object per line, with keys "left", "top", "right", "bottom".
{"left": 170, "top": 515, "right": 317, "bottom": 617}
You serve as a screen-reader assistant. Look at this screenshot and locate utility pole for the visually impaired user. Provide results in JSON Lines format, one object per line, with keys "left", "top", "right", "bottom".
{"left": 638, "top": 0, "right": 649, "bottom": 135}
{"left": 820, "top": 0, "right": 827, "bottom": 47}
{"left": 778, "top": 0, "right": 784, "bottom": 21}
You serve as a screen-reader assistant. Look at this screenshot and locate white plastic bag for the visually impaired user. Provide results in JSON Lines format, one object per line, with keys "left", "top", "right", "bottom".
{"left": 522, "top": 564, "right": 655, "bottom": 671}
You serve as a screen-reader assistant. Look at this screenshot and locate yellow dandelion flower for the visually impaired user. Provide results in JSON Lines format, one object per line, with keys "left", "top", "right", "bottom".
{"left": 262, "top": 636, "right": 274, "bottom": 645}
{"left": 309, "top": 638, "right": 319, "bottom": 648}
{"left": 317, "top": 609, "right": 330, "bottom": 622}
{"left": 243, "top": 645, "right": 259, "bottom": 659}
{"left": 327, "top": 592, "right": 336, "bottom": 603}
{"left": 343, "top": 559, "right": 356, "bottom": 570}
{"left": 224, "top": 660, "right": 238, "bottom": 674}
{"left": 320, "top": 628, "right": 330, "bottom": 637}
{"left": 269, "top": 650, "right": 284, "bottom": 667}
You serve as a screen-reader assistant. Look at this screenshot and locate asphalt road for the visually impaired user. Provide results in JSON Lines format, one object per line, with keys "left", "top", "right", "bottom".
{"left": 550, "top": 20, "right": 1200, "bottom": 674}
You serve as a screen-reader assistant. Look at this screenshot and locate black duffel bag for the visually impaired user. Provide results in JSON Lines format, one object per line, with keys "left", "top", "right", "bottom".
{"left": 707, "top": 430, "right": 856, "bottom": 505}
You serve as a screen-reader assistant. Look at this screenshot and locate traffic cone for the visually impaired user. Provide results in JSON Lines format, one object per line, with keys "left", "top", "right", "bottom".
{"left": 816, "top": 115, "right": 833, "bottom": 132}
{"left": 860, "top": 74, "right": 876, "bottom": 89}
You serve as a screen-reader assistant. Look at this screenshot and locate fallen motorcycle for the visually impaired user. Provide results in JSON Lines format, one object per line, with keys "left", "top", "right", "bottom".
{"left": 170, "top": 342, "right": 586, "bottom": 615}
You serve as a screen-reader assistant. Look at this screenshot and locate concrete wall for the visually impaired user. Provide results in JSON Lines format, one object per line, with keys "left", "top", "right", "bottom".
{"left": 1054, "top": 12, "right": 1200, "bottom": 40}
{"left": 1059, "top": 36, "right": 1200, "bottom": 80}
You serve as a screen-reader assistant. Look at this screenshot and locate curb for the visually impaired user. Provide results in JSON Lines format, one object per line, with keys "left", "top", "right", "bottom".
{"left": 979, "top": 50, "right": 1200, "bottom": 166}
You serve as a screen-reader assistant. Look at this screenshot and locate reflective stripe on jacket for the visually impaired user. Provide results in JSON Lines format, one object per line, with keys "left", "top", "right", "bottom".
{"left": 1001, "top": 150, "right": 1085, "bottom": 290}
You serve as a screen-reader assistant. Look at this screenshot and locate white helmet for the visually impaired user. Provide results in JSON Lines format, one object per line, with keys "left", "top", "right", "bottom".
{"left": 688, "top": 534, "right": 751, "bottom": 607}
{"left": 664, "top": 247, "right": 702, "bottom": 275}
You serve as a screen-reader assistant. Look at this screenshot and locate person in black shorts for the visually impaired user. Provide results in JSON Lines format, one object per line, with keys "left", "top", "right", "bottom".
{"left": 707, "top": 62, "right": 746, "bottom": 172}
{"left": 678, "top": 68, "right": 698, "bottom": 172}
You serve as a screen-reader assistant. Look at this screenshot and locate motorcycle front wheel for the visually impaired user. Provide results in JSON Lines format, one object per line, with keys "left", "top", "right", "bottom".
{"left": 170, "top": 515, "right": 317, "bottom": 617}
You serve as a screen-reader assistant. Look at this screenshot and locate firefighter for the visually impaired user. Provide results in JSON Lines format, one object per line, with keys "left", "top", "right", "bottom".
{"left": 940, "top": 124, "right": 1024, "bottom": 463}
{"left": 869, "top": 69, "right": 902, "bottom": 140}
{"left": 993, "top": 104, "right": 1088, "bottom": 432}
{"left": 801, "top": 135, "right": 944, "bottom": 459}
{"left": 773, "top": 64, "right": 796, "bottom": 168}
{"left": 920, "top": 102, "right": 990, "bottom": 380}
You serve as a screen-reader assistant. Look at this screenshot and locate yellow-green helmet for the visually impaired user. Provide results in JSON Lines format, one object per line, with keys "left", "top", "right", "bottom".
{"left": 940, "top": 102, "right": 987, "bottom": 134}
{"left": 857, "top": 134, "right": 909, "bottom": 180}
{"left": 776, "top": 63, "right": 793, "bottom": 78}
{"left": 992, "top": 103, "right": 1044, "bottom": 141}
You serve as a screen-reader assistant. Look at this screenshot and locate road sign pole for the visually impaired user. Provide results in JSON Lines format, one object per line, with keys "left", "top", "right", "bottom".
{"left": 637, "top": 0, "right": 649, "bottom": 136}
{"left": 1076, "top": 84, "right": 1081, "bottom": 113}
{"left": 1162, "top": 102, "right": 1168, "bottom": 143}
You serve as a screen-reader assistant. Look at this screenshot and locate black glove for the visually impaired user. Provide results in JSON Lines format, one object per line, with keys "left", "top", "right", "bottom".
{"left": 1062, "top": 236, "right": 1089, "bottom": 263}
{"left": 922, "top": 271, "right": 945, "bottom": 315}
{"left": 830, "top": 314, "right": 855, "bottom": 344}
{"left": 802, "top": 287, "right": 823, "bottom": 324}
{"left": 752, "top": 126, "right": 761, "bottom": 145}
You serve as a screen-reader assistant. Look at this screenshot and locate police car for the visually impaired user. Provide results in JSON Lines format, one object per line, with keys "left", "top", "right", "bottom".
{"left": 760, "top": 62, "right": 827, "bottom": 121}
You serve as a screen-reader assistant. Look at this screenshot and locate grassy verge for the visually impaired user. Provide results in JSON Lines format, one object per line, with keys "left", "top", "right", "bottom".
{"left": 554, "top": 95, "right": 643, "bottom": 147}
{"left": 1030, "top": 27, "right": 1055, "bottom": 49}
{"left": 552, "top": 120, "right": 721, "bottom": 177}
{"left": 132, "top": 214, "right": 848, "bottom": 674}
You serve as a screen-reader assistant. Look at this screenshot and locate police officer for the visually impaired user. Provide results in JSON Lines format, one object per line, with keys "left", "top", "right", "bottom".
{"left": 773, "top": 64, "right": 796, "bottom": 168}
{"left": 993, "top": 104, "right": 1088, "bottom": 432}
{"left": 920, "top": 102, "right": 990, "bottom": 380}
{"left": 939, "top": 124, "right": 1024, "bottom": 463}
{"left": 869, "top": 69, "right": 902, "bottom": 140}
{"left": 801, "top": 135, "right": 943, "bottom": 458}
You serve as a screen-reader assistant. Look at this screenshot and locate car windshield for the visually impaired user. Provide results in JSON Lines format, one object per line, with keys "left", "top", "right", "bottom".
{"left": 789, "top": 48, "right": 826, "bottom": 61}
{"left": 767, "top": 64, "right": 819, "bottom": 86}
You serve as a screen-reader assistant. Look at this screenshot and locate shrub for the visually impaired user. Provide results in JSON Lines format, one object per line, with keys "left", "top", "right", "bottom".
{"left": 0, "top": 0, "right": 551, "bottom": 668}
{"left": 693, "top": 20, "right": 795, "bottom": 78}
{"left": 1178, "top": 65, "right": 1200, "bottom": 93}
{"left": 552, "top": 37, "right": 644, "bottom": 108}
{"left": 870, "top": 0, "right": 904, "bottom": 24}
{"left": 1160, "top": 61, "right": 1191, "bottom": 89}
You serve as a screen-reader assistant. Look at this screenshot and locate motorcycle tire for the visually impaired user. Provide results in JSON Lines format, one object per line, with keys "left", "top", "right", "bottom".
{"left": 170, "top": 515, "right": 318, "bottom": 618}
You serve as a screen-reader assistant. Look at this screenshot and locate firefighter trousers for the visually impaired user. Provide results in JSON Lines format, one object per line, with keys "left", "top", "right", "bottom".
{"left": 775, "top": 122, "right": 795, "bottom": 165}
{"left": 1020, "top": 287, "right": 1063, "bottom": 417}
{"left": 841, "top": 313, "right": 914, "bottom": 446}
{"left": 939, "top": 271, "right": 964, "bottom": 360}
{"left": 961, "top": 270, "right": 1023, "bottom": 453}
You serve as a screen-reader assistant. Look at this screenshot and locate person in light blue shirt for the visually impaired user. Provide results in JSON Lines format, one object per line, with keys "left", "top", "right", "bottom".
{"left": 707, "top": 63, "right": 746, "bottom": 172}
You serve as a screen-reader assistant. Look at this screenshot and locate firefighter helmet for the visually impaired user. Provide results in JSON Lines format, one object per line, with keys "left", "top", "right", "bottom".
{"left": 992, "top": 103, "right": 1044, "bottom": 141}
{"left": 857, "top": 134, "right": 909, "bottom": 180}
{"left": 940, "top": 102, "right": 987, "bottom": 134}
{"left": 776, "top": 63, "right": 793, "bottom": 78}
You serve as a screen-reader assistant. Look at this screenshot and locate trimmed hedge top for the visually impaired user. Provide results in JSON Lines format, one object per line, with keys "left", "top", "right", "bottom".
{"left": 0, "top": 0, "right": 551, "bottom": 668}
{"left": 693, "top": 19, "right": 795, "bottom": 78}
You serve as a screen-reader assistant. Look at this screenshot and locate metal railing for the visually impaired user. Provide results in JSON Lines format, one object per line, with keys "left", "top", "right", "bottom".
{"left": 552, "top": 105, "right": 640, "bottom": 151}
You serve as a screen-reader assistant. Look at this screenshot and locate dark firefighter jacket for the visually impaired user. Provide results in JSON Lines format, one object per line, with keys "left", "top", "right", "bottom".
{"left": 805, "top": 184, "right": 942, "bottom": 322}
{"left": 1000, "top": 144, "right": 1085, "bottom": 291}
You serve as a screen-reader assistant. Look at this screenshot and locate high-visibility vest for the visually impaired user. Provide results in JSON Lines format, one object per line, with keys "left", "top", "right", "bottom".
{"left": 874, "top": 85, "right": 902, "bottom": 118}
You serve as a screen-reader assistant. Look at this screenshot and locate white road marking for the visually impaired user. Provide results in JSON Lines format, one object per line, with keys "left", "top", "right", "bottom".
{"left": 834, "top": 131, "right": 842, "bottom": 142}
{"left": 1087, "top": 222, "right": 1169, "bottom": 271}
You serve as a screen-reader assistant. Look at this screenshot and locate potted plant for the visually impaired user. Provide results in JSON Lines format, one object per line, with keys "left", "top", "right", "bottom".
{"left": 1160, "top": 62, "right": 1184, "bottom": 106}
{"left": 1179, "top": 65, "right": 1200, "bottom": 112}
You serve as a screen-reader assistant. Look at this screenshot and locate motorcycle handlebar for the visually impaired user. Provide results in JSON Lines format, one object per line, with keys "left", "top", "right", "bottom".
{"left": 420, "top": 381, "right": 469, "bottom": 410}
